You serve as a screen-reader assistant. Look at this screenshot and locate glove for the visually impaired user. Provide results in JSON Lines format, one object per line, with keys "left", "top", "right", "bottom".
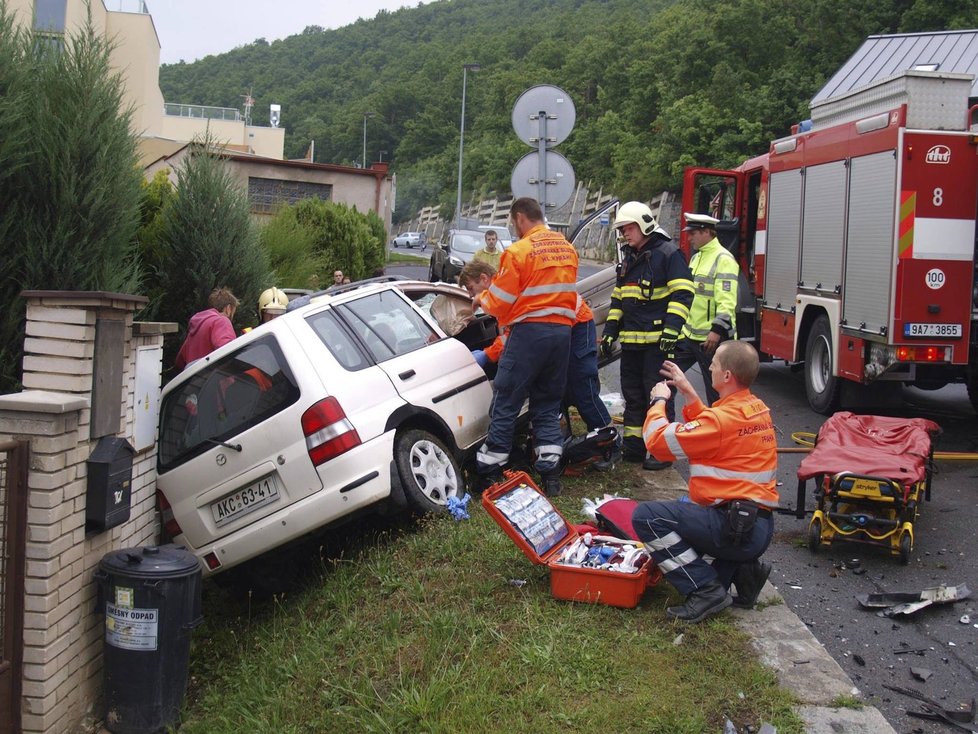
{"left": 599, "top": 335, "right": 615, "bottom": 359}
{"left": 472, "top": 349, "right": 489, "bottom": 367}
{"left": 658, "top": 328, "right": 679, "bottom": 357}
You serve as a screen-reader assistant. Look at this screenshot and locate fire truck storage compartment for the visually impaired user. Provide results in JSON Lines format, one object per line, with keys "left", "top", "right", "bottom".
{"left": 800, "top": 160, "right": 846, "bottom": 294}
{"left": 763, "top": 169, "right": 803, "bottom": 312}
{"left": 843, "top": 151, "right": 897, "bottom": 336}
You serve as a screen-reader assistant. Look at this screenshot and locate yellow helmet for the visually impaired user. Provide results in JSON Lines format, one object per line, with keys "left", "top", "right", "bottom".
{"left": 258, "top": 287, "right": 289, "bottom": 317}
{"left": 613, "top": 201, "right": 659, "bottom": 236}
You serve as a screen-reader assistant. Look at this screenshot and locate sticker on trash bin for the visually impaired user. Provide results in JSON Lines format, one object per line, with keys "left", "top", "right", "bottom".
{"left": 114, "top": 587, "right": 134, "bottom": 608}
{"left": 105, "top": 603, "right": 158, "bottom": 651}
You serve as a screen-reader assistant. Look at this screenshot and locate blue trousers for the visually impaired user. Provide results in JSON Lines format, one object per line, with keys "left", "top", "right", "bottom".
{"left": 632, "top": 500, "right": 773, "bottom": 596}
{"left": 477, "top": 322, "right": 571, "bottom": 476}
{"left": 565, "top": 319, "right": 611, "bottom": 431}
{"left": 620, "top": 346, "right": 673, "bottom": 458}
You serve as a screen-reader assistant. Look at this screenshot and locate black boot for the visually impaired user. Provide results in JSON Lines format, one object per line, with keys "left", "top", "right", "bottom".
{"left": 666, "top": 581, "right": 732, "bottom": 623}
{"left": 732, "top": 560, "right": 772, "bottom": 609}
{"left": 642, "top": 455, "right": 673, "bottom": 471}
{"left": 475, "top": 468, "right": 503, "bottom": 494}
{"left": 542, "top": 474, "right": 561, "bottom": 497}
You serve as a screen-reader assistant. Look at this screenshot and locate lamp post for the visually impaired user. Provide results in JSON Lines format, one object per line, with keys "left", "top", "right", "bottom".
{"left": 362, "top": 111, "right": 375, "bottom": 168}
{"left": 455, "top": 63, "right": 480, "bottom": 229}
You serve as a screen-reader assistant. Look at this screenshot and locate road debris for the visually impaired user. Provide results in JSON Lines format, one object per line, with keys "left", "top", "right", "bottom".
{"left": 910, "top": 667, "right": 933, "bottom": 682}
{"left": 856, "top": 583, "right": 971, "bottom": 617}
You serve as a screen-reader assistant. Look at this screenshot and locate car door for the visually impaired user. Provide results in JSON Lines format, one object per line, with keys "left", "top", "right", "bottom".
{"left": 333, "top": 288, "right": 493, "bottom": 450}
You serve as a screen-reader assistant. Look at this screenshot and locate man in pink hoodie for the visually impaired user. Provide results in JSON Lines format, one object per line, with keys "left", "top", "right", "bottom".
{"left": 174, "top": 287, "right": 239, "bottom": 371}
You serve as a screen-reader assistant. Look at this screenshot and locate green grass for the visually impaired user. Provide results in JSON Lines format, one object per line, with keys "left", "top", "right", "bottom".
{"left": 387, "top": 250, "right": 428, "bottom": 264}
{"left": 181, "top": 470, "right": 803, "bottom": 734}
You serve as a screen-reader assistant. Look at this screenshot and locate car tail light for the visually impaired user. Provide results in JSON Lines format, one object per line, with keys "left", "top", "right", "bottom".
{"left": 157, "top": 490, "right": 183, "bottom": 538}
{"left": 896, "top": 345, "right": 947, "bottom": 362}
{"left": 301, "top": 397, "right": 361, "bottom": 466}
{"left": 203, "top": 552, "right": 222, "bottom": 571}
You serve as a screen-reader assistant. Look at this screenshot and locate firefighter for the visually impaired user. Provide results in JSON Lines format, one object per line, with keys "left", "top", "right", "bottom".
{"left": 257, "top": 287, "right": 289, "bottom": 323}
{"left": 673, "top": 213, "right": 739, "bottom": 405}
{"left": 600, "top": 202, "right": 694, "bottom": 470}
{"left": 473, "top": 197, "right": 579, "bottom": 497}
{"left": 632, "top": 341, "right": 777, "bottom": 623}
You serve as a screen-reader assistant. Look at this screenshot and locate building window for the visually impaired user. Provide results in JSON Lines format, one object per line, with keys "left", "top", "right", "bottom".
{"left": 34, "top": 0, "right": 67, "bottom": 32}
{"left": 247, "top": 177, "right": 333, "bottom": 214}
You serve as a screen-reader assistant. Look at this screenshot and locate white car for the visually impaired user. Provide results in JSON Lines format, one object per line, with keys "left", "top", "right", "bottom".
{"left": 156, "top": 280, "right": 501, "bottom": 577}
{"left": 392, "top": 231, "right": 427, "bottom": 249}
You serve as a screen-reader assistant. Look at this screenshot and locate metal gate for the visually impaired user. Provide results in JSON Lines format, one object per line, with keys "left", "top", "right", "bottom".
{"left": 0, "top": 440, "right": 28, "bottom": 734}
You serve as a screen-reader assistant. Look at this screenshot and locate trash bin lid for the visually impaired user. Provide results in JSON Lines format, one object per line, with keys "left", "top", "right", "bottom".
{"left": 99, "top": 544, "right": 201, "bottom": 579}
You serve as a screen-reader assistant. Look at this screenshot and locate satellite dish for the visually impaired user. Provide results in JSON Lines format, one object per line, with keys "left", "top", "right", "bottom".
{"left": 511, "top": 85, "right": 576, "bottom": 147}
{"left": 510, "top": 150, "right": 576, "bottom": 209}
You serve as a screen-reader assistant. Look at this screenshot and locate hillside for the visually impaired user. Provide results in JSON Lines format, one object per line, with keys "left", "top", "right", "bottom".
{"left": 159, "top": 0, "right": 970, "bottom": 220}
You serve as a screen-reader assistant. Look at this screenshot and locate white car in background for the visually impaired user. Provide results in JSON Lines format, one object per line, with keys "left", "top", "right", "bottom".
{"left": 392, "top": 231, "right": 428, "bottom": 249}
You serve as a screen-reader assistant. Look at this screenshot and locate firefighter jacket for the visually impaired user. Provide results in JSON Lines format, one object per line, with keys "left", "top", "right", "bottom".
{"left": 603, "top": 234, "right": 694, "bottom": 349}
{"left": 642, "top": 389, "right": 778, "bottom": 508}
{"left": 682, "top": 237, "right": 739, "bottom": 342}
{"left": 485, "top": 295, "right": 591, "bottom": 363}
{"left": 475, "top": 224, "right": 578, "bottom": 329}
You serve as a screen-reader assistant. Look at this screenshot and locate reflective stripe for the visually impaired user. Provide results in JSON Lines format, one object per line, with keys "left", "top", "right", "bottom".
{"left": 667, "top": 278, "right": 695, "bottom": 292}
{"left": 715, "top": 270, "right": 739, "bottom": 280}
{"left": 534, "top": 443, "right": 563, "bottom": 458}
{"left": 657, "top": 547, "right": 699, "bottom": 574}
{"left": 642, "top": 416, "right": 669, "bottom": 444}
{"left": 647, "top": 531, "right": 683, "bottom": 550}
{"left": 477, "top": 445, "right": 510, "bottom": 466}
{"left": 663, "top": 424, "right": 687, "bottom": 460}
{"left": 487, "top": 283, "right": 517, "bottom": 304}
{"left": 667, "top": 303, "right": 691, "bottom": 319}
{"left": 510, "top": 306, "right": 577, "bottom": 323}
{"left": 607, "top": 309, "right": 623, "bottom": 321}
{"left": 689, "top": 465, "right": 777, "bottom": 483}
{"left": 623, "top": 425, "right": 643, "bottom": 438}
{"left": 685, "top": 325, "right": 712, "bottom": 338}
{"left": 522, "top": 283, "right": 578, "bottom": 296}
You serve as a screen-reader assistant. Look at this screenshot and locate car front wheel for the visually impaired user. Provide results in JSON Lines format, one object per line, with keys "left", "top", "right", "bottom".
{"left": 394, "top": 429, "right": 462, "bottom": 513}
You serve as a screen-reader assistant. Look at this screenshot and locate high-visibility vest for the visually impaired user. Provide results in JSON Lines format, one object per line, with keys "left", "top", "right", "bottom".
{"left": 681, "top": 238, "right": 739, "bottom": 341}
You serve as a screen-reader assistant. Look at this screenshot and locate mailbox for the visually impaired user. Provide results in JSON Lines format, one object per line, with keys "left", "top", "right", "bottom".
{"left": 87, "top": 437, "right": 135, "bottom": 534}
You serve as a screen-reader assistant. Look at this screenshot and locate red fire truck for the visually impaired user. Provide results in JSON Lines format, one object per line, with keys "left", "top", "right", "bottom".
{"left": 681, "top": 70, "right": 978, "bottom": 413}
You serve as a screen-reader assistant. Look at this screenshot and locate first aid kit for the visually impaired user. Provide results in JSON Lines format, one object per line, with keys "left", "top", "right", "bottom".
{"left": 482, "top": 471, "right": 660, "bottom": 608}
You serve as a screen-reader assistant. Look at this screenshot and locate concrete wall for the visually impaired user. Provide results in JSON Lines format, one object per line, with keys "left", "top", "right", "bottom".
{"left": 0, "top": 292, "right": 177, "bottom": 734}
{"left": 160, "top": 115, "right": 285, "bottom": 159}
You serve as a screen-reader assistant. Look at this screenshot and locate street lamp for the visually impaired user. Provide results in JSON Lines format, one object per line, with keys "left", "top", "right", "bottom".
{"left": 362, "top": 111, "right": 375, "bottom": 168}
{"left": 379, "top": 150, "right": 388, "bottom": 162}
{"left": 455, "top": 63, "right": 480, "bottom": 229}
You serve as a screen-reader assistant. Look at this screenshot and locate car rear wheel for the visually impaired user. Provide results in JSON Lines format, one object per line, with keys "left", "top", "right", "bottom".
{"left": 394, "top": 429, "right": 463, "bottom": 513}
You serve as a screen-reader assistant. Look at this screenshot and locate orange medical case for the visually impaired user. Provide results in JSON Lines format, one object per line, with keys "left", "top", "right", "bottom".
{"left": 481, "top": 471, "right": 659, "bottom": 609}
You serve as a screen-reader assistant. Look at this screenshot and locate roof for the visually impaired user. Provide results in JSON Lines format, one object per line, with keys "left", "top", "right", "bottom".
{"left": 813, "top": 29, "right": 978, "bottom": 104}
{"left": 137, "top": 137, "right": 190, "bottom": 169}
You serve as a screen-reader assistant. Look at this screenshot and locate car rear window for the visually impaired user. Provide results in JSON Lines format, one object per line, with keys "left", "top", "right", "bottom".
{"left": 158, "top": 336, "right": 300, "bottom": 472}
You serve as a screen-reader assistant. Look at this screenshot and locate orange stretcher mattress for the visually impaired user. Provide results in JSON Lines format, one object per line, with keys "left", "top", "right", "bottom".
{"left": 797, "top": 412, "right": 940, "bottom": 489}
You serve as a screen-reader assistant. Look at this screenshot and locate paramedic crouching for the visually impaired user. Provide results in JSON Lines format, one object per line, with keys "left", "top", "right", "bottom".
{"left": 632, "top": 341, "right": 777, "bottom": 623}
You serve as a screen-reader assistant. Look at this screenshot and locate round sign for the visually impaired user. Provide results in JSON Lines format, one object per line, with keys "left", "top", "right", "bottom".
{"left": 511, "top": 85, "right": 577, "bottom": 147}
{"left": 925, "top": 268, "right": 946, "bottom": 290}
{"left": 510, "top": 150, "right": 576, "bottom": 210}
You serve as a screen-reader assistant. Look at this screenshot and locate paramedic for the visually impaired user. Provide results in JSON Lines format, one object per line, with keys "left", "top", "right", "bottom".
{"left": 673, "top": 213, "right": 739, "bottom": 406}
{"left": 632, "top": 341, "right": 777, "bottom": 623}
{"left": 599, "top": 202, "right": 694, "bottom": 471}
{"left": 473, "top": 197, "right": 578, "bottom": 497}
{"left": 174, "top": 287, "right": 239, "bottom": 372}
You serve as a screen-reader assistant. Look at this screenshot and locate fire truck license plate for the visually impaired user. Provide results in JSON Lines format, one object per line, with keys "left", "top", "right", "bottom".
{"left": 903, "top": 323, "right": 961, "bottom": 338}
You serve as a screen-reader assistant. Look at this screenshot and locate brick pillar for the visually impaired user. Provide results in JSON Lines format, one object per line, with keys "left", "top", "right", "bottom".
{"left": 1, "top": 291, "right": 177, "bottom": 734}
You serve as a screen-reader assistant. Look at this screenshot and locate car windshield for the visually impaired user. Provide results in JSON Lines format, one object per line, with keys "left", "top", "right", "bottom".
{"left": 451, "top": 233, "right": 486, "bottom": 254}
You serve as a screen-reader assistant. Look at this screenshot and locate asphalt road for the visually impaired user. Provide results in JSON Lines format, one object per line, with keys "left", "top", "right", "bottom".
{"left": 600, "top": 358, "right": 978, "bottom": 733}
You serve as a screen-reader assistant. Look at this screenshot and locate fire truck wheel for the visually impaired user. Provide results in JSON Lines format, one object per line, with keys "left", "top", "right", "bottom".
{"left": 966, "top": 363, "right": 978, "bottom": 415}
{"left": 804, "top": 315, "right": 841, "bottom": 414}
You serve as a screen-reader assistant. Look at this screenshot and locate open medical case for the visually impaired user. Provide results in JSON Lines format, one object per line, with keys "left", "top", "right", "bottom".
{"left": 481, "top": 471, "right": 659, "bottom": 608}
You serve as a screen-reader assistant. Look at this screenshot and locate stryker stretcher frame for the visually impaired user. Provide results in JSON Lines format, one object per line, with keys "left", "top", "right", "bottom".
{"left": 794, "top": 412, "right": 939, "bottom": 564}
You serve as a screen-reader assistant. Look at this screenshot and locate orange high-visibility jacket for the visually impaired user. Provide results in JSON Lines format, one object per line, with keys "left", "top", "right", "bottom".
{"left": 642, "top": 389, "right": 778, "bottom": 507}
{"left": 476, "top": 224, "right": 578, "bottom": 328}
{"left": 484, "top": 295, "right": 592, "bottom": 363}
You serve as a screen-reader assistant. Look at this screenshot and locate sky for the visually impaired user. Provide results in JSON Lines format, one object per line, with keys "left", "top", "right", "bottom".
{"left": 146, "top": 1, "right": 435, "bottom": 65}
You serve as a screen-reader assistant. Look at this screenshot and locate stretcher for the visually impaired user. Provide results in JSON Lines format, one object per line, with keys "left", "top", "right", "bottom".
{"left": 795, "top": 412, "right": 940, "bottom": 564}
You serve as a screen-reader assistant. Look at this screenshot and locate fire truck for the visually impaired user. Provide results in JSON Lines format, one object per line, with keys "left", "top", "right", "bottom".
{"left": 681, "top": 69, "right": 978, "bottom": 413}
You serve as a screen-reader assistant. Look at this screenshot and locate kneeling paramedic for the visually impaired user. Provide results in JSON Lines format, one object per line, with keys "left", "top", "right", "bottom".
{"left": 632, "top": 341, "right": 777, "bottom": 623}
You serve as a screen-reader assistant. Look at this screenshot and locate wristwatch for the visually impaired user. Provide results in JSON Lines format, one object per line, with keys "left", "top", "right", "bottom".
{"left": 649, "top": 395, "right": 668, "bottom": 407}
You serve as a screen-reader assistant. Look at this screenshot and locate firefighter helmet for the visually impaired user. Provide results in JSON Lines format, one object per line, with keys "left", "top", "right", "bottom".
{"left": 613, "top": 201, "right": 659, "bottom": 236}
{"left": 258, "top": 287, "right": 289, "bottom": 318}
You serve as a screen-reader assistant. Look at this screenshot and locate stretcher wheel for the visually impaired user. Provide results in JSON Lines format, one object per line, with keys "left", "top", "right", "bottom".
{"left": 899, "top": 533, "right": 912, "bottom": 565}
{"left": 808, "top": 517, "right": 822, "bottom": 553}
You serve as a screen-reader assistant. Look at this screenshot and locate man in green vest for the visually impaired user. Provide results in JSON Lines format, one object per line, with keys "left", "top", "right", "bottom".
{"left": 674, "top": 213, "right": 739, "bottom": 405}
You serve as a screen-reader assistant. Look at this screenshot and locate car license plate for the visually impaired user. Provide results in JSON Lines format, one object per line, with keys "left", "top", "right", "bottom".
{"left": 211, "top": 476, "right": 279, "bottom": 527}
{"left": 903, "top": 322, "right": 962, "bottom": 338}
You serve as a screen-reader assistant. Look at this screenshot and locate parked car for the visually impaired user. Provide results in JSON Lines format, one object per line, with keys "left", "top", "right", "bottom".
{"left": 392, "top": 231, "right": 428, "bottom": 249}
{"left": 428, "top": 228, "right": 513, "bottom": 283}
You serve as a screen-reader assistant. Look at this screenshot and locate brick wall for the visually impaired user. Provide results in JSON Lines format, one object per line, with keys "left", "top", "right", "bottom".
{"left": 0, "top": 292, "right": 177, "bottom": 734}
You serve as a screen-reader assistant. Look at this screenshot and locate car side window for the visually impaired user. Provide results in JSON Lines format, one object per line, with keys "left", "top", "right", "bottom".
{"left": 338, "top": 290, "right": 438, "bottom": 361}
{"left": 305, "top": 309, "right": 370, "bottom": 371}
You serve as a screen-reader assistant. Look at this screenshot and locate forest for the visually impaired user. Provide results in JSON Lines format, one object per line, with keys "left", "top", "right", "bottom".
{"left": 158, "top": 0, "right": 976, "bottom": 221}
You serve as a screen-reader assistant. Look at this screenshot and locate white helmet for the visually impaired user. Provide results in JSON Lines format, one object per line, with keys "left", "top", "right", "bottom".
{"left": 613, "top": 201, "right": 660, "bottom": 236}
{"left": 258, "top": 287, "right": 289, "bottom": 317}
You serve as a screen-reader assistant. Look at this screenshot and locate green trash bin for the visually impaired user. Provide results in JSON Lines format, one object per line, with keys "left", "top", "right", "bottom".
{"left": 95, "top": 545, "right": 202, "bottom": 734}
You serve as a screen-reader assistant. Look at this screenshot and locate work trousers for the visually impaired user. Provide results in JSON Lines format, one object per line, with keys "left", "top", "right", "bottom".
{"left": 673, "top": 338, "right": 719, "bottom": 406}
{"left": 565, "top": 319, "right": 611, "bottom": 431}
{"left": 620, "top": 346, "right": 673, "bottom": 459}
{"left": 477, "top": 322, "right": 571, "bottom": 477}
{"left": 632, "top": 500, "right": 774, "bottom": 596}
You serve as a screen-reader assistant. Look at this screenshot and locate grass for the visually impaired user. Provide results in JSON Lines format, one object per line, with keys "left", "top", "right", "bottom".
{"left": 180, "top": 463, "right": 804, "bottom": 734}
{"left": 387, "top": 250, "right": 428, "bottom": 264}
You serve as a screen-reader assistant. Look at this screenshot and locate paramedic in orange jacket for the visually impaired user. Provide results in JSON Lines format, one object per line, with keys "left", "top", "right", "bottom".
{"left": 473, "top": 197, "right": 579, "bottom": 497}
{"left": 632, "top": 341, "right": 778, "bottom": 623}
